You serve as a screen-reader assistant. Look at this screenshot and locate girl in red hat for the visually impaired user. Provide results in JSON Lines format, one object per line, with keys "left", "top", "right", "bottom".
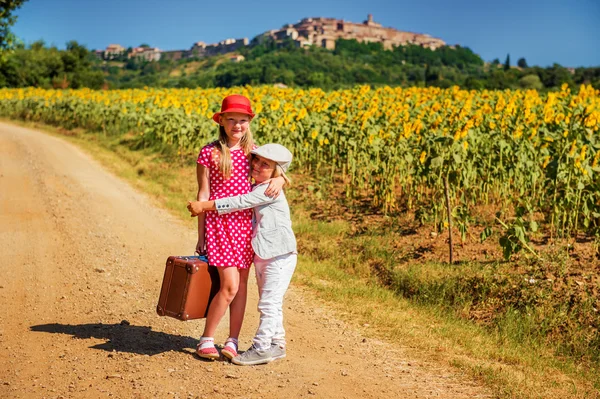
{"left": 194, "top": 94, "right": 284, "bottom": 361}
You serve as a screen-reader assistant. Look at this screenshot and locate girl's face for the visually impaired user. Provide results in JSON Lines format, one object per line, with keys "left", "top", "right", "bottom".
{"left": 251, "top": 155, "right": 276, "bottom": 183}
{"left": 219, "top": 112, "right": 251, "bottom": 145}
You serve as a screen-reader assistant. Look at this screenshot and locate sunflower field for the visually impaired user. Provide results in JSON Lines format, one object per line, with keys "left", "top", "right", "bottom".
{"left": 1, "top": 84, "right": 599, "bottom": 245}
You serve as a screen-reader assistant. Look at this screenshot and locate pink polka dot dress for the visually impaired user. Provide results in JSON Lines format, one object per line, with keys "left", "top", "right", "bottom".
{"left": 197, "top": 142, "right": 254, "bottom": 269}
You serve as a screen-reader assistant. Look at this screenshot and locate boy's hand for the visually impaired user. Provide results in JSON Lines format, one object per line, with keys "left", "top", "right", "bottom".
{"left": 187, "top": 201, "right": 204, "bottom": 217}
{"left": 264, "top": 175, "right": 285, "bottom": 198}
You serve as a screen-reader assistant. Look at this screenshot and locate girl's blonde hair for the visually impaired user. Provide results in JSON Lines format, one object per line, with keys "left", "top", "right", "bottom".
{"left": 272, "top": 164, "right": 291, "bottom": 188}
{"left": 214, "top": 125, "right": 255, "bottom": 179}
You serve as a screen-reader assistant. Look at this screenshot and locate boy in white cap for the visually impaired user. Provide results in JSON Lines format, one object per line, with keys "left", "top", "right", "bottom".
{"left": 188, "top": 143, "right": 297, "bottom": 365}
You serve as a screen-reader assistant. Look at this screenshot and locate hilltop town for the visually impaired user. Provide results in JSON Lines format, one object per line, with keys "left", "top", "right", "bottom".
{"left": 96, "top": 14, "right": 446, "bottom": 62}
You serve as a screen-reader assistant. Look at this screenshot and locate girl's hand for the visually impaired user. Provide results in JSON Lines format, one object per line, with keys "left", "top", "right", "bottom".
{"left": 264, "top": 176, "right": 285, "bottom": 198}
{"left": 187, "top": 201, "right": 206, "bottom": 216}
{"left": 194, "top": 239, "right": 206, "bottom": 256}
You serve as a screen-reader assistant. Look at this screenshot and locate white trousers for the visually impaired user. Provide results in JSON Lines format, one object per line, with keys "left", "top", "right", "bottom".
{"left": 252, "top": 253, "right": 297, "bottom": 350}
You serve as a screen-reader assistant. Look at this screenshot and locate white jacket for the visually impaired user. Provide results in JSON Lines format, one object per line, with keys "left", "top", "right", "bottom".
{"left": 214, "top": 183, "right": 297, "bottom": 259}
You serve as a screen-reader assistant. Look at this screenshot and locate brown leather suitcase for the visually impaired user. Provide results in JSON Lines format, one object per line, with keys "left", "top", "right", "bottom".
{"left": 156, "top": 255, "right": 220, "bottom": 321}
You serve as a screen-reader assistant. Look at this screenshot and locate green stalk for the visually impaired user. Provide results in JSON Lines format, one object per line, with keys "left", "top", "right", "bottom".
{"left": 444, "top": 171, "right": 454, "bottom": 264}
{"left": 495, "top": 217, "right": 542, "bottom": 260}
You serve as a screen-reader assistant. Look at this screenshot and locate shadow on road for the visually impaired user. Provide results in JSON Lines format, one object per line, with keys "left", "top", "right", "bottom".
{"left": 30, "top": 322, "right": 198, "bottom": 356}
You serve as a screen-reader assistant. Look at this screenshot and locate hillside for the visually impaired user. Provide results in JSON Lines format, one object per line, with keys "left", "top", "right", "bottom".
{"left": 0, "top": 39, "right": 599, "bottom": 90}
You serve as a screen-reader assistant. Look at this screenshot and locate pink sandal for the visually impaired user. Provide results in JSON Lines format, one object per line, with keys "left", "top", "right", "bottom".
{"left": 196, "top": 338, "right": 219, "bottom": 360}
{"left": 221, "top": 337, "right": 239, "bottom": 360}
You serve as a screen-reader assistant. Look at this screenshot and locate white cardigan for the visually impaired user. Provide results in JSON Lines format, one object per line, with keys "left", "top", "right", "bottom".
{"left": 214, "top": 183, "right": 297, "bottom": 259}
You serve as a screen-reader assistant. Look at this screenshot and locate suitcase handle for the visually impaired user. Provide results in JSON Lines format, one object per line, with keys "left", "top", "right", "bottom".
{"left": 179, "top": 255, "right": 209, "bottom": 263}
{"left": 184, "top": 255, "right": 209, "bottom": 274}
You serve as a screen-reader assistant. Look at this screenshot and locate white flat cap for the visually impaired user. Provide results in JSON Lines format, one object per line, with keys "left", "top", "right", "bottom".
{"left": 251, "top": 143, "right": 293, "bottom": 172}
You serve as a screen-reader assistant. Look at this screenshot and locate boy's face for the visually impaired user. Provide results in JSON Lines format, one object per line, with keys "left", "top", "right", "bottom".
{"left": 251, "top": 155, "right": 276, "bottom": 183}
{"left": 219, "top": 112, "right": 251, "bottom": 143}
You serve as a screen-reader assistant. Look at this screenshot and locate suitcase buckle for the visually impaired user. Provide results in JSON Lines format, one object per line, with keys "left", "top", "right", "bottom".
{"left": 186, "top": 264, "right": 199, "bottom": 273}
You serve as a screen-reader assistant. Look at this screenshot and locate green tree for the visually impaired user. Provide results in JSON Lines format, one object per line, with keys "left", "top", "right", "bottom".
{"left": 486, "top": 70, "right": 513, "bottom": 89}
{"left": 519, "top": 74, "right": 543, "bottom": 90}
{"left": 0, "top": 0, "right": 28, "bottom": 56}
{"left": 504, "top": 54, "right": 511, "bottom": 71}
{"left": 517, "top": 57, "right": 528, "bottom": 68}
{"left": 464, "top": 76, "right": 484, "bottom": 90}
{"left": 425, "top": 64, "right": 440, "bottom": 86}
{"left": 538, "top": 64, "right": 574, "bottom": 88}
{"left": 573, "top": 67, "right": 600, "bottom": 89}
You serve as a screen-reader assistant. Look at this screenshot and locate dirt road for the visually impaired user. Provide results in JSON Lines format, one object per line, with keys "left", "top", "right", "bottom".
{"left": 0, "top": 122, "right": 492, "bottom": 398}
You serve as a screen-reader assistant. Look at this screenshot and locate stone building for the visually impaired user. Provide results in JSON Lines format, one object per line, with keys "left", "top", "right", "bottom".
{"left": 161, "top": 50, "right": 185, "bottom": 61}
{"left": 128, "top": 47, "right": 161, "bottom": 62}
{"left": 101, "top": 44, "right": 126, "bottom": 60}
{"left": 254, "top": 14, "right": 445, "bottom": 50}
{"left": 188, "top": 38, "right": 249, "bottom": 58}
{"left": 98, "top": 14, "right": 445, "bottom": 63}
{"left": 230, "top": 54, "right": 245, "bottom": 63}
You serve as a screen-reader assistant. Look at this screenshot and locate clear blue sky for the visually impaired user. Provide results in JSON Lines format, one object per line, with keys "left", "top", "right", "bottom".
{"left": 12, "top": 0, "right": 600, "bottom": 68}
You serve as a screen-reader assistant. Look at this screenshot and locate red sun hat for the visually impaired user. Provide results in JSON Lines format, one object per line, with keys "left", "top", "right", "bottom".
{"left": 212, "top": 94, "right": 255, "bottom": 123}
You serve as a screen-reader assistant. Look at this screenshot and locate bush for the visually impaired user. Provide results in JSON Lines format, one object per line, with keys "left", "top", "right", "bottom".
{"left": 519, "top": 74, "right": 544, "bottom": 90}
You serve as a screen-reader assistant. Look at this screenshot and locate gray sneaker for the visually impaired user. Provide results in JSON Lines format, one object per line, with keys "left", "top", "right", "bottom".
{"left": 270, "top": 344, "right": 286, "bottom": 360}
{"left": 231, "top": 345, "right": 273, "bottom": 366}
